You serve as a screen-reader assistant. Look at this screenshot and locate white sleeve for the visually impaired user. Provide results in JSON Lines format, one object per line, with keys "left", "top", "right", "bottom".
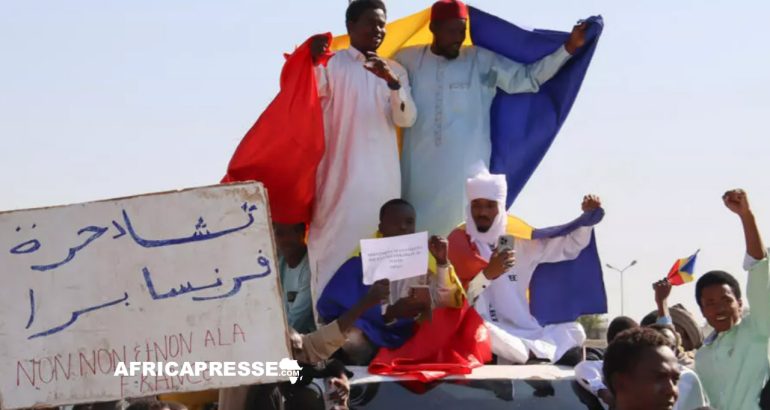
{"left": 314, "top": 64, "right": 330, "bottom": 98}
{"left": 674, "top": 368, "right": 708, "bottom": 410}
{"left": 481, "top": 46, "right": 572, "bottom": 94}
{"left": 744, "top": 248, "right": 770, "bottom": 271}
{"left": 530, "top": 226, "right": 593, "bottom": 264}
{"left": 387, "top": 60, "right": 417, "bottom": 128}
{"left": 574, "top": 360, "right": 606, "bottom": 396}
{"left": 466, "top": 273, "right": 491, "bottom": 306}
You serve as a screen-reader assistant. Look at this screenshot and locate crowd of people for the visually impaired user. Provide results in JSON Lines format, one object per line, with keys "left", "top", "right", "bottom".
{"left": 45, "top": 0, "right": 768, "bottom": 409}
{"left": 231, "top": 0, "right": 770, "bottom": 409}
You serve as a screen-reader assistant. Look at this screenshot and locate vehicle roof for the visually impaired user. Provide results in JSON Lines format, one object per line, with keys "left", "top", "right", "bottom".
{"left": 348, "top": 364, "right": 576, "bottom": 385}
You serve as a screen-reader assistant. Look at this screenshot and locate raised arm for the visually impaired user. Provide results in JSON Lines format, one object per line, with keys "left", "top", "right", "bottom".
{"left": 535, "top": 195, "right": 602, "bottom": 264}
{"left": 724, "top": 189, "right": 770, "bottom": 335}
{"left": 653, "top": 279, "right": 673, "bottom": 325}
{"left": 310, "top": 34, "right": 332, "bottom": 98}
{"left": 488, "top": 21, "right": 589, "bottom": 94}
{"left": 429, "top": 236, "right": 465, "bottom": 308}
{"left": 724, "top": 190, "right": 766, "bottom": 261}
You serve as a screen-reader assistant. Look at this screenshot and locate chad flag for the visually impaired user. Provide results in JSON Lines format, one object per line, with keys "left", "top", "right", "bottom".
{"left": 667, "top": 250, "right": 699, "bottom": 286}
{"left": 223, "top": 6, "right": 603, "bottom": 222}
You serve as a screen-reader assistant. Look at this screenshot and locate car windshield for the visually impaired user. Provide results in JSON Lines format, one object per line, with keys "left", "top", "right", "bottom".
{"left": 348, "top": 378, "right": 601, "bottom": 409}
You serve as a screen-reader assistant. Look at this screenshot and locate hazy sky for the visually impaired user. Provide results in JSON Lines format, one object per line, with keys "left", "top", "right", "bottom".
{"left": 2, "top": 0, "right": 769, "bottom": 324}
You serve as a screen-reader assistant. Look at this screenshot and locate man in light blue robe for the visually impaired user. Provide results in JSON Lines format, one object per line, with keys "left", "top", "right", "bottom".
{"left": 395, "top": 0, "right": 589, "bottom": 236}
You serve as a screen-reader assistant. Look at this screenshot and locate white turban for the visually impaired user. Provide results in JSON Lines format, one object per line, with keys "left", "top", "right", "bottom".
{"left": 465, "top": 166, "right": 508, "bottom": 245}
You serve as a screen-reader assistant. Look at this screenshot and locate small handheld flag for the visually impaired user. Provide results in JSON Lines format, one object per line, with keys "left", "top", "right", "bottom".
{"left": 667, "top": 250, "right": 699, "bottom": 286}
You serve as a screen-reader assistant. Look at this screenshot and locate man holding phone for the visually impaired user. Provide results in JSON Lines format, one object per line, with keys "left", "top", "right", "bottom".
{"left": 448, "top": 168, "right": 605, "bottom": 365}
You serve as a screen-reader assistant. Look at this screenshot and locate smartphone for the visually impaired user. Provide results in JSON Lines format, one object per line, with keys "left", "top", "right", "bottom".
{"left": 497, "top": 234, "right": 515, "bottom": 252}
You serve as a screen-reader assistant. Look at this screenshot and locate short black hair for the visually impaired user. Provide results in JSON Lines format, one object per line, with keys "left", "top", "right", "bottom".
{"left": 603, "top": 327, "right": 671, "bottom": 395}
{"left": 607, "top": 316, "right": 638, "bottom": 343}
{"left": 640, "top": 311, "right": 657, "bottom": 327}
{"left": 695, "top": 270, "right": 742, "bottom": 307}
{"left": 346, "top": 0, "right": 387, "bottom": 24}
{"left": 379, "top": 198, "right": 414, "bottom": 221}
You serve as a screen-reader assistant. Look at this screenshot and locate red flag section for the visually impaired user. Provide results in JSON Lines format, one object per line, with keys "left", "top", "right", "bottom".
{"left": 222, "top": 34, "right": 332, "bottom": 224}
{"left": 368, "top": 303, "right": 492, "bottom": 382}
{"left": 666, "top": 250, "right": 699, "bottom": 286}
{"left": 447, "top": 228, "right": 489, "bottom": 289}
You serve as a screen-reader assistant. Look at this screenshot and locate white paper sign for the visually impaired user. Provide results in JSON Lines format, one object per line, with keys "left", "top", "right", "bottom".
{"left": 0, "top": 183, "right": 291, "bottom": 409}
{"left": 360, "top": 232, "right": 429, "bottom": 285}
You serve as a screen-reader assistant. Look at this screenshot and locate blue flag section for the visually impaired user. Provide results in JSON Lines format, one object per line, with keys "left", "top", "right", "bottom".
{"left": 468, "top": 7, "right": 604, "bottom": 208}
{"left": 316, "top": 256, "right": 415, "bottom": 349}
{"left": 529, "top": 209, "right": 608, "bottom": 325}
{"left": 530, "top": 234, "right": 608, "bottom": 325}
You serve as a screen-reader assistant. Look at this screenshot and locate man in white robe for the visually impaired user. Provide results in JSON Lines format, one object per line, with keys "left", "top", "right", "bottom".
{"left": 447, "top": 168, "right": 604, "bottom": 364}
{"left": 307, "top": 0, "right": 417, "bottom": 304}
{"left": 395, "top": 0, "right": 589, "bottom": 236}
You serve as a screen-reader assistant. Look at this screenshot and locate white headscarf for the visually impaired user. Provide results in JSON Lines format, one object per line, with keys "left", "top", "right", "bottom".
{"left": 465, "top": 165, "right": 508, "bottom": 246}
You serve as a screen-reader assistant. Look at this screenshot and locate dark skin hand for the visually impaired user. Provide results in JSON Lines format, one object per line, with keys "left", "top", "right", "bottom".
{"left": 581, "top": 194, "right": 602, "bottom": 212}
{"left": 429, "top": 235, "right": 449, "bottom": 265}
{"left": 723, "top": 189, "right": 765, "bottom": 260}
{"left": 364, "top": 52, "right": 399, "bottom": 85}
{"left": 383, "top": 295, "right": 428, "bottom": 322}
{"left": 327, "top": 373, "right": 350, "bottom": 409}
{"left": 310, "top": 35, "right": 330, "bottom": 64}
{"left": 484, "top": 248, "right": 515, "bottom": 280}
{"left": 336, "top": 279, "right": 390, "bottom": 332}
{"left": 564, "top": 21, "right": 590, "bottom": 55}
{"left": 653, "top": 278, "right": 672, "bottom": 320}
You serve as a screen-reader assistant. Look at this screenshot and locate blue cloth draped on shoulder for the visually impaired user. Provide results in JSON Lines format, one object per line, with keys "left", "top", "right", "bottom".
{"left": 316, "top": 256, "right": 415, "bottom": 348}
{"left": 468, "top": 7, "right": 604, "bottom": 207}
{"left": 530, "top": 209, "right": 608, "bottom": 325}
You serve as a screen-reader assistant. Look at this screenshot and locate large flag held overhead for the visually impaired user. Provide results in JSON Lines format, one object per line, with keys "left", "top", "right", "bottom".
{"left": 223, "top": 6, "right": 602, "bottom": 224}
{"left": 221, "top": 34, "right": 332, "bottom": 224}
{"left": 667, "top": 250, "right": 699, "bottom": 286}
{"left": 470, "top": 10, "right": 604, "bottom": 207}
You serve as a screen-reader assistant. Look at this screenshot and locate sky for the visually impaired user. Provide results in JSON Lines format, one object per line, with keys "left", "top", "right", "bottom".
{"left": 2, "top": 0, "right": 769, "bottom": 326}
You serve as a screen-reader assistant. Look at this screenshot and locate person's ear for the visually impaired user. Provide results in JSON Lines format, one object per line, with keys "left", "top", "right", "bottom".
{"left": 378, "top": 222, "right": 384, "bottom": 233}
{"left": 429, "top": 21, "right": 437, "bottom": 35}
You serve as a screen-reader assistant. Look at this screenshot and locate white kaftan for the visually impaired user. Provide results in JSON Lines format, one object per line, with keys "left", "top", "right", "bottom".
{"left": 307, "top": 47, "right": 416, "bottom": 306}
{"left": 395, "top": 45, "right": 571, "bottom": 236}
{"left": 470, "top": 226, "right": 593, "bottom": 363}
